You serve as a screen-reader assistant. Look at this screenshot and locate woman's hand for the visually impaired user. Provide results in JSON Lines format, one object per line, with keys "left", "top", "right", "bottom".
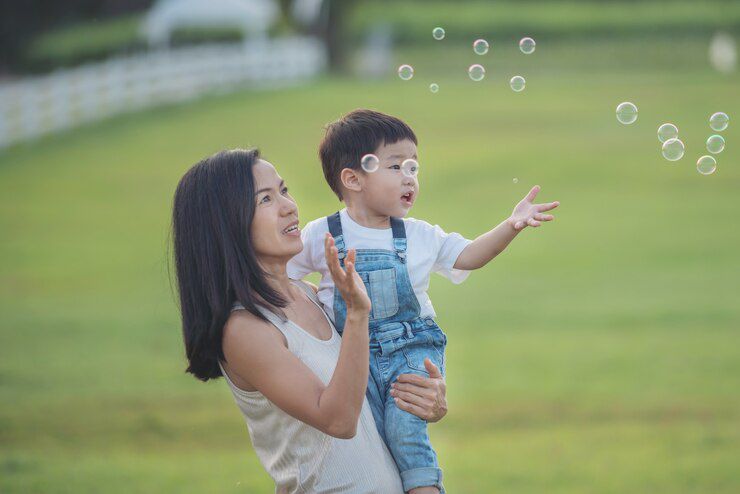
{"left": 324, "top": 233, "right": 370, "bottom": 314}
{"left": 390, "top": 358, "right": 448, "bottom": 422}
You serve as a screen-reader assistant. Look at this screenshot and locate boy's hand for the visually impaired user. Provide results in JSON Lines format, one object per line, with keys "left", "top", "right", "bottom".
{"left": 508, "top": 185, "right": 559, "bottom": 231}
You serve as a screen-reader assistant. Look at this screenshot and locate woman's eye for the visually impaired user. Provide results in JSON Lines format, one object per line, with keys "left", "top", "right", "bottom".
{"left": 259, "top": 195, "right": 271, "bottom": 204}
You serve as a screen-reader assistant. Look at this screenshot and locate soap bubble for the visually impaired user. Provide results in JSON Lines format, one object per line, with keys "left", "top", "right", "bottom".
{"left": 510, "top": 75, "right": 526, "bottom": 92}
{"left": 401, "top": 158, "right": 419, "bottom": 177}
{"left": 429, "top": 83, "right": 439, "bottom": 93}
{"left": 657, "top": 123, "right": 678, "bottom": 143}
{"left": 696, "top": 155, "right": 717, "bottom": 175}
{"left": 616, "top": 102, "right": 638, "bottom": 125}
{"left": 468, "top": 64, "right": 485, "bottom": 81}
{"left": 397, "top": 64, "right": 414, "bottom": 81}
{"left": 432, "top": 27, "right": 445, "bottom": 40}
{"left": 513, "top": 178, "right": 519, "bottom": 184}
{"left": 519, "top": 37, "right": 536, "bottom": 54}
{"left": 473, "top": 39, "right": 489, "bottom": 55}
{"left": 661, "top": 138, "right": 685, "bottom": 161}
{"left": 709, "top": 112, "right": 729, "bottom": 131}
{"left": 706, "top": 134, "right": 725, "bottom": 154}
{"left": 360, "top": 154, "right": 379, "bottom": 173}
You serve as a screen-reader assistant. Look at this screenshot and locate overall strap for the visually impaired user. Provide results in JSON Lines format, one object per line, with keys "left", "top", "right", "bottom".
{"left": 390, "top": 217, "right": 408, "bottom": 263}
{"left": 326, "top": 212, "right": 347, "bottom": 261}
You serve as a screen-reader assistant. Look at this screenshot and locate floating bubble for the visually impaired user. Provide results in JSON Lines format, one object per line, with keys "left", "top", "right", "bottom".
{"left": 696, "top": 155, "right": 717, "bottom": 175}
{"left": 401, "top": 158, "right": 419, "bottom": 177}
{"left": 473, "top": 39, "right": 489, "bottom": 55}
{"left": 468, "top": 64, "right": 485, "bottom": 81}
{"left": 397, "top": 64, "right": 414, "bottom": 81}
{"left": 661, "top": 138, "right": 685, "bottom": 161}
{"left": 709, "top": 112, "right": 729, "bottom": 131}
{"left": 616, "top": 102, "right": 638, "bottom": 125}
{"left": 657, "top": 123, "right": 678, "bottom": 143}
{"left": 360, "top": 154, "right": 379, "bottom": 173}
{"left": 513, "top": 178, "right": 519, "bottom": 184}
{"left": 510, "top": 75, "right": 526, "bottom": 92}
{"left": 706, "top": 134, "right": 725, "bottom": 154}
{"left": 429, "top": 83, "right": 439, "bottom": 93}
{"left": 432, "top": 27, "right": 445, "bottom": 40}
{"left": 519, "top": 37, "right": 536, "bottom": 54}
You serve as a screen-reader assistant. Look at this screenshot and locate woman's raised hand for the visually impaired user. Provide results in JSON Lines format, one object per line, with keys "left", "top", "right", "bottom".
{"left": 324, "top": 233, "right": 371, "bottom": 314}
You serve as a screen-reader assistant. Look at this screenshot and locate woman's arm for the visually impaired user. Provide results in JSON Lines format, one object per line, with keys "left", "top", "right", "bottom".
{"left": 222, "top": 236, "right": 371, "bottom": 439}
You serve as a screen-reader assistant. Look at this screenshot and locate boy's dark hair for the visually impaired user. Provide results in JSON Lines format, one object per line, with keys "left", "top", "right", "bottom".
{"left": 319, "top": 109, "right": 417, "bottom": 200}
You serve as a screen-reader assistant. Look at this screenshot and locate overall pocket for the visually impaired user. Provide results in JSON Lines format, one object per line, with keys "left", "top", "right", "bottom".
{"left": 403, "top": 330, "right": 446, "bottom": 375}
{"left": 360, "top": 268, "right": 399, "bottom": 320}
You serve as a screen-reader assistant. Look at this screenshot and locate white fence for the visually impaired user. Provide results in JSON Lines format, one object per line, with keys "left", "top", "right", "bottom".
{"left": 0, "top": 37, "right": 326, "bottom": 149}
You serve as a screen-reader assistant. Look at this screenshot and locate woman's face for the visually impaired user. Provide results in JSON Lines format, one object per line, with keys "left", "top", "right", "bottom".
{"left": 250, "top": 159, "right": 302, "bottom": 262}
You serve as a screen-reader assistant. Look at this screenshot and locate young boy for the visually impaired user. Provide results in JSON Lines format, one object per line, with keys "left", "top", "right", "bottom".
{"left": 287, "top": 109, "right": 559, "bottom": 493}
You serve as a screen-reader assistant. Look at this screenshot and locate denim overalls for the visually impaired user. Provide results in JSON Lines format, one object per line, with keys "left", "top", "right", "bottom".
{"left": 327, "top": 211, "right": 447, "bottom": 493}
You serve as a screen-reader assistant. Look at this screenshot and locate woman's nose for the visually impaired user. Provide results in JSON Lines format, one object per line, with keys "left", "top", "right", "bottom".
{"left": 280, "top": 195, "right": 298, "bottom": 215}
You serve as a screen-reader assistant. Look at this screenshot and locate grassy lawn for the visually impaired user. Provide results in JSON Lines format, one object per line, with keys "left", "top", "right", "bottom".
{"left": 1, "top": 35, "right": 739, "bottom": 492}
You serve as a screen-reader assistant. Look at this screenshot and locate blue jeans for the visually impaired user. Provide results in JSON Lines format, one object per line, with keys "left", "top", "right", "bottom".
{"left": 366, "top": 318, "right": 447, "bottom": 493}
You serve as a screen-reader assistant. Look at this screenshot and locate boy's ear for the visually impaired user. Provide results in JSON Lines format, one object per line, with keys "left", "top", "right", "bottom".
{"left": 340, "top": 167, "right": 363, "bottom": 193}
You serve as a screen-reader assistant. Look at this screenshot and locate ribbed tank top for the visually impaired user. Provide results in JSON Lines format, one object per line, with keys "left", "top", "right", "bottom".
{"left": 218, "top": 280, "right": 403, "bottom": 493}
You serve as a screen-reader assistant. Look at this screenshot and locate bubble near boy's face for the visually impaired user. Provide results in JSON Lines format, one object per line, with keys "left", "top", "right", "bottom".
{"left": 360, "top": 139, "right": 420, "bottom": 219}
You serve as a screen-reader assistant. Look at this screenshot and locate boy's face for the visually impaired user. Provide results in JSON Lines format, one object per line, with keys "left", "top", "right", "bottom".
{"left": 359, "top": 139, "right": 419, "bottom": 218}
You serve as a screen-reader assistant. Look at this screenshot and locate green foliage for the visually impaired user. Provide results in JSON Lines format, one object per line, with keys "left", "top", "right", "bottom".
{"left": 23, "top": 15, "right": 145, "bottom": 72}
{"left": 350, "top": 0, "right": 740, "bottom": 44}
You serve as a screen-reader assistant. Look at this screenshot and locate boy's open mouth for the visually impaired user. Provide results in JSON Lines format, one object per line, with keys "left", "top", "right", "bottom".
{"left": 401, "top": 191, "right": 414, "bottom": 206}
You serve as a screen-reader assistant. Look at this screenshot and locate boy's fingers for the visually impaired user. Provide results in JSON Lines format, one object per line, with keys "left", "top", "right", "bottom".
{"left": 514, "top": 221, "right": 525, "bottom": 230}
{"left": 534, "top": 213, "right": 554, "bottom": 221}
{"left": 527, "top": 218, "right": 541, "bottom": 227}
{"left": 538, "top": 201, "right": 560, "bottom": 212}
{"left": 524, "top": 185, "right": 540, "bottom": 202}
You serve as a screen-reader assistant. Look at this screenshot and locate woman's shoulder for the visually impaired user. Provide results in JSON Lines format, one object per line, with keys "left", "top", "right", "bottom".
{"left": 223, "top": 308, "right": 287, "bottom": 357}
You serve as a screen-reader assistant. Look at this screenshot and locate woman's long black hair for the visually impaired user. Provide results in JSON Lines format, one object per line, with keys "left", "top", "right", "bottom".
{"left": 172, "top": 148, "right": 287, "bottom": 381}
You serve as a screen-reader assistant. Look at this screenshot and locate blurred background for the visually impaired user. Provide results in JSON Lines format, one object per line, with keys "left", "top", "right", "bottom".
{"left": 0, "top": 0, "right": 738, "bottom": 492}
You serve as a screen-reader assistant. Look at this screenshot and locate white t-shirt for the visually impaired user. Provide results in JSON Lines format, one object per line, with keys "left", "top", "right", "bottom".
{"left": 287, "top": 209, "right": 472, "bottom": 322}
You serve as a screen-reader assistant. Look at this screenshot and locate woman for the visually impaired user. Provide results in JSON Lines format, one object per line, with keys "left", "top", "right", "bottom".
{"left": 172, "top": 148, "right": 448, "bottom": 493}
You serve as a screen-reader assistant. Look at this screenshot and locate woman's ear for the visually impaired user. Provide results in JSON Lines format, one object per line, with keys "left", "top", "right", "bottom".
{"left": 340, "top": 167, "right": 362, "bottom": 193}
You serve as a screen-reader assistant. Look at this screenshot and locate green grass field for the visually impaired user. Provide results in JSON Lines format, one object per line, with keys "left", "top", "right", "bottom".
{"left": 1, "top": 34, "right": 739, "bottom": 492}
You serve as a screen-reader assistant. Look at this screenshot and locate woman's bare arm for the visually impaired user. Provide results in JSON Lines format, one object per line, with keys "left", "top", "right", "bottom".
{"left": 223, "top": 307, "right": 368, "bottom": 438}
{"left": 222, "top": 235, "right": 371, "bottom": 439}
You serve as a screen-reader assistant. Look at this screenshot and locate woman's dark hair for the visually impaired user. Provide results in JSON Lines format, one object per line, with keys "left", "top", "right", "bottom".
{"left": 172, "top": 148, "right": 287, "bottom": 381}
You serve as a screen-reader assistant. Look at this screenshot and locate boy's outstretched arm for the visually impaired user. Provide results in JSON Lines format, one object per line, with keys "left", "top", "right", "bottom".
{"left": 454, "top": 185, "right": 559, "bottom": 270}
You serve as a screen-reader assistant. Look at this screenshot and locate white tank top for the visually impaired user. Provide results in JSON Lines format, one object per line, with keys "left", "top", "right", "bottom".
{"left": 218, "top": 281, "right": 403, "bottom": 493}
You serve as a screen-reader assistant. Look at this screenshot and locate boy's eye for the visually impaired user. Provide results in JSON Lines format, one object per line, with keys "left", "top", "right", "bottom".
{"left": 389, "top": 163, "right": 401, "bottom": 170}
{"left": 281, "top": 187, "right": 289, "bottom": 195}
